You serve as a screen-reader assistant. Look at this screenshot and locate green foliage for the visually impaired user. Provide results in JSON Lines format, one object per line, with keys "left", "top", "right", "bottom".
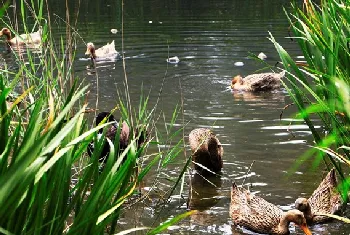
{"left": 0, "top": 0, "right": 191, "bottom": 234}
{"left": 270, "top": 0, "right": 350, "bottom": 184}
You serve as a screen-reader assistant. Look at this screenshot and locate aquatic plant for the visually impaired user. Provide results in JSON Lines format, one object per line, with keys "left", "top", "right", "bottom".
{"left": 0, "top": 0, "right": 193, "bottom": 234}
{"left": 270, "top": 0, "right": 350, "bottom": 203}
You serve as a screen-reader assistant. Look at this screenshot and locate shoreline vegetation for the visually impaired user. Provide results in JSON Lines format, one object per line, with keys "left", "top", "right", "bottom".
{"left": 0, "top": 0, "right": 349, "bottom": 234}
{"left": 0, "top": 0, "right": 194, "bottom": 234}
{"left": 271, "top": 0, "right": 350, "bottom": 203}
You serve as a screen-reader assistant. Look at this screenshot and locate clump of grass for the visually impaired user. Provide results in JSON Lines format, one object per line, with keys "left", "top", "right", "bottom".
{"left": 270, "top": 0, "right": 350, "bottom": 196}
{"left": 0, "top": 0, "right": 193, "bottom": 234}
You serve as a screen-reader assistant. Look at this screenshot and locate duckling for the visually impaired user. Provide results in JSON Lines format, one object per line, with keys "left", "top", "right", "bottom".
{"left": 231, "top": 71, "right": 285, "bottom": 92}
{"left": 188, "top": 128, "right": 223, "bottom": 175}
{"left": 85, "top": 40, "right": 119, "bottom": 60}
{"left": 295, "top": 168, "right": 347, "bottom": 224}
{"left": 230, "top": 183, "right": 312, "bottom": 235}
{"left": 87, "top": 112, "right": 148, "bottom": 163}
{"left": 0, "top": 27, "right": 42, "bottom": 47}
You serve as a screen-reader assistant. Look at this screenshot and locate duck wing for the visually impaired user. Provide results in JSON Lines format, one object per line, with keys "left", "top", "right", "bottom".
{"left": 308, "top": 169, "right": 344, "bottom": 221}
{"left": 230, "top": 183, "right": 283, "bottom": 234}
{"left": 243, "top": 72, "right": 282, "bottom": 92}
{"left": 95, "top": 40, "right": 118, "bottom": 57}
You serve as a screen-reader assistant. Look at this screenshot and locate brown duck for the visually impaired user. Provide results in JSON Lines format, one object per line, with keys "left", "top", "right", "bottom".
{"left": 87, "top": 112, "right": 148, "bottom": 163}
{"left": 231, "top": 71, "right": 284, "bottom": 92}
{"left": 188, "top": 128, "right": 223, "bottom": 175}
{"left": 0, "top": 27, "right": 42, "bottom": 46}
{"left": 230, "top": 183, "right": 312, "bottom": 235}
{"left": 295, "top": 168, "right": 346, "bottom": 224}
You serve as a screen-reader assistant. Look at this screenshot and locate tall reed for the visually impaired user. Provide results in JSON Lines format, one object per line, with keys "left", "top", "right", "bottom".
{"left": 0, "top": 0, "right": 193, "bottom": 234}
{"left": 270, "top": 0, "right": 350, "bottom": 194}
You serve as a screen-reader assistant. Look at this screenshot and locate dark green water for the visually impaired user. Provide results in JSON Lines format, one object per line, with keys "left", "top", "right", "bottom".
{"left": 3, "top": 0, "right": 350, "bottom": 234}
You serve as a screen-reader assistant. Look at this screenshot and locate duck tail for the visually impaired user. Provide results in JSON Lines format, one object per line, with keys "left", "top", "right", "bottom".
{"left": 279, "top": 70, "right": 286, "bottom": 78}
{"left": 329, "top": 168, "right": 338, "bottom": 185}
{"left": 232, "top": 182, "right": 238, "bottom": 190}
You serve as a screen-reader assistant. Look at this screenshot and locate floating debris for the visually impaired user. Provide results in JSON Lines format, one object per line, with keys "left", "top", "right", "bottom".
{"left": 110, "top": 29, "right": 118, "bottom": 34}
{"left": 149, "top": 21, "right": 153, "bottom": 24}
{"left": 166, "top": 56, "right": 180, "bottom": 64}
{"left": 234, "top": 61, "right": 244, "bottom": 67}
{"left": 258, "top": 52, "right": 267, "bottom": 60}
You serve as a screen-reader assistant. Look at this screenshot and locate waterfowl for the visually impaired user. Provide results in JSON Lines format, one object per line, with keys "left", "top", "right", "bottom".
{"left": 230, "top": 183, "right": 312, "bottom": 235}
{"left": 258, "top": 52, "right": 267, "bottom": 60}
{"left": 87, "top": 112, "right": 148, "bottom": 163}
{"left": 295, "top": 168, "right": 346, "bottom": 224}
{"left": 166, "top": 56, "right": 180, "bottom": 64}
{"left": 188, "top": 128, "right": 223, "bottom": 175}
{"left": 85, "top": 40, "right": 119, "bottom": 60}
{"left": 0, "top": 27, "right": 42, "bottom": 46}
{"left": 231, "top": 71, "right": 285, "bottom": 92}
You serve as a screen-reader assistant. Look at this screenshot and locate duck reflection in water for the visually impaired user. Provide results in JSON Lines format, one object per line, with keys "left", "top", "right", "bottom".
{"left": 231, "top": 89, "right": 285, "bottom": 104}
{"left": 188, "top": 173, "right": 223, "bottom": 227}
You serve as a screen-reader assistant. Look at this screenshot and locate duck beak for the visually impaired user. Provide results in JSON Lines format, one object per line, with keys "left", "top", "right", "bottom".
{"left": 299, "top": 224, "right": 312, "bottom": 235}
{"left": 0, "top": 31, "right": 3, "bottom": 36}
{"left": 85, "top": 49, "right": 90, "bottom": 55}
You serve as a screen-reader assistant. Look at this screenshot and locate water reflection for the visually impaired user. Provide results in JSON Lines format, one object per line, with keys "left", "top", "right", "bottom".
{"left": 188, "top": 173, "right": 222, "bottom": 210}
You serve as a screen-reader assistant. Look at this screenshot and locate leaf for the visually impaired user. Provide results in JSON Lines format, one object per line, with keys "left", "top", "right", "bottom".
{"left": 147, "top": 210, "right": 197, "bottom": 235}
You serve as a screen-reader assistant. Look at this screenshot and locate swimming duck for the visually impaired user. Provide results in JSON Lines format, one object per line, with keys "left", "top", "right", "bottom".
{"left": 258, "top": 52, "right": 267, "bottom": 60}
{"left": 231, "top": 71, "right": 285, "bottom": 92}
{"left": 87, "top": 112, "right": 148, "bottom": 163}
{"left": 230, "top": 183, "right": 312, "bottom": 235}
{"left": 0, "top": 27, "right": 42, "bottom": 46}
{"left": 188, "top": 128, "right": 223, "bottom": 175}
{"left": 166, "top": 56, "right": 180, "bottom": 64}
{"left": 85, "top": 40, "right": 119, "bottom": 60}
{"left": 295, "top": 168, "right": 346, "bottom": 224}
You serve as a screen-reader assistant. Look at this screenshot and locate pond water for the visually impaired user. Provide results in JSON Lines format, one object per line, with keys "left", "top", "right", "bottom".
{"left": 3, "top": 0, "right": 350, "bottom": 234}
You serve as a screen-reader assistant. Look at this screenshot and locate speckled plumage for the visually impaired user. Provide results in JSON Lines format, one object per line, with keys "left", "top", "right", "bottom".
{"left": 295, "top": 168, "right": 346, "bottom": 224}
{"left": 188, "top": 128, "right": 223, "bottom": 174}
{"left": 231, "top": 71, "right": 285, "bottom": 92}
{"left": 230, "top": 183, "right": 311, "bottom": 235}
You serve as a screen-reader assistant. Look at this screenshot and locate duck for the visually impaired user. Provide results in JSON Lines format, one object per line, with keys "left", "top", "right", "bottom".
{"left": 87, "top": 112, "right": 148, "bottom": 163}
{"left": 295, "top": 168, "right": 346, "bottom": 224}
{"left": 230, "top": 183, "right": 312, "bottom": 235}
{"left": 231, "top": 71, "right": 285, "bottom": 92}
{"left": 258, "top": 52, "right": 267, "bottom": 60}
{"left": 166, "top": 56, "right": 180, "bottom": 64}
{"left": 0, "top": 27, "right": 42, "bottom": 47}
{"left": 188, "top": 128, "right": 223, "bottom": 175}
{"left": 85, "top": 40, "right": 119, "bottom": 60}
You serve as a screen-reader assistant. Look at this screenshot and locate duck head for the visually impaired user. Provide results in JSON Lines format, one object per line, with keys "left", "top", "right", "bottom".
{"left": 231, "top": 75, "right": 243, "bottom": 89}
{"left": 85, "top": 42, "right": 96, "bottom": 59}
{"left": 295, "top": 198, "right": 310, "bottom": 212}
{"left": 283, "top": 209, "right": 312, "bottom": 235}
{"left": 0, "top": 28, "right": 12, "bottom": 40}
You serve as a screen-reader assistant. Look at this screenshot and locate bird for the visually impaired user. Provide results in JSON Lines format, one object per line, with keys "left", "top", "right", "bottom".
{"left": 230, "top": 183, "right": 312, "bottom": 235}
{"left": 295, "top": 168, "right": 346, "bottom": 224}
{"left": 85, "top": 40, "right": 119, "bottom": 60}
{"left": 0, "top": 27, "right": 42, "bottom": 47}
{"left": 258, "top": 52, "right": 267, "bottom": 60}
{"left": 87, "top": 112, "right": 148, "bottom": 163}
{"left": 166, "top": 56, "right": 180, "bottom": 64}
{"left": 188, "top": 128, "right": 223, "bottom": 175}
{"left": 231, "top": 71, "right": 285, "bottom": 92}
